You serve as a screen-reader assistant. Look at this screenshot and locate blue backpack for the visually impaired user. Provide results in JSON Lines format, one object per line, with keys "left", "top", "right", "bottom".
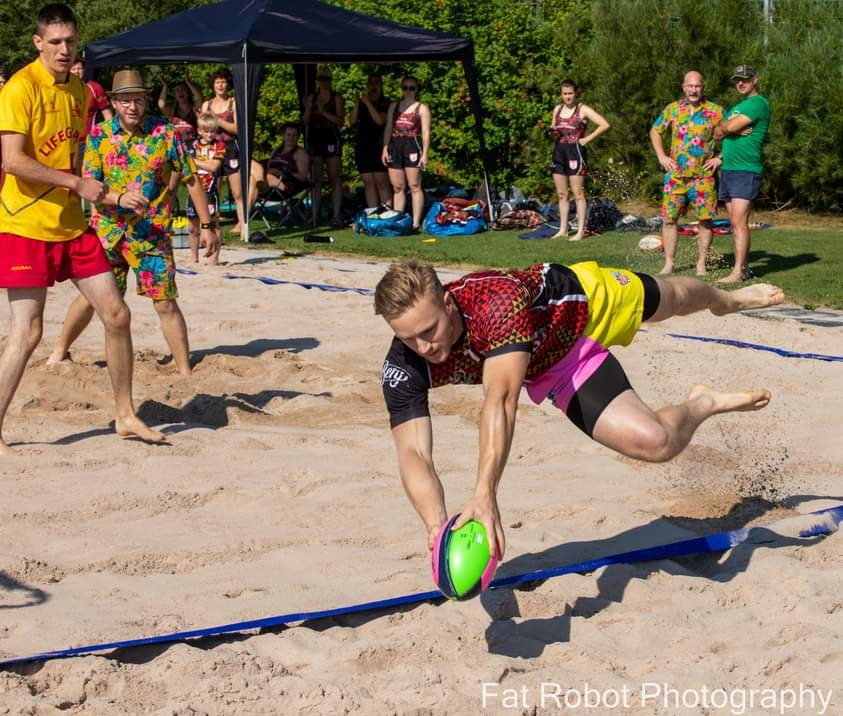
{"left": 423, "top": 200, "right": 487, "bottom": 236}
{"left": 353, "top": 208, "right": 415, "bottom": 237}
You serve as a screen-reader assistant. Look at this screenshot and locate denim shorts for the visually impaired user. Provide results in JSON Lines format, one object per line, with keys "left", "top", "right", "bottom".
{"left": 718, "top": 170, "right": 762, "bottom": 202}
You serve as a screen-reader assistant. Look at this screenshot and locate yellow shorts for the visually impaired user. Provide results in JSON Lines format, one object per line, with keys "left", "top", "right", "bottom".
{"left": 569, "top": 261, "right": 646, "bottom": 348}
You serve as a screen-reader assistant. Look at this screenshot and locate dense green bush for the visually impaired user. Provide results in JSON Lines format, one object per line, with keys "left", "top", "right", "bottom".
{"left": 1, "top": 0, "right": 840, "bottom": 211}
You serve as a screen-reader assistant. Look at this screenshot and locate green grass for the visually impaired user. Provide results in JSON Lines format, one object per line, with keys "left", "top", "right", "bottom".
{"left": 222, "top": 219, "right": 843, "bottom": 309}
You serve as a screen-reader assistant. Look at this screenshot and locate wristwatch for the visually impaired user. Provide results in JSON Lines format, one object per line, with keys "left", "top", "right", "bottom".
{"left": 200, "top": 222, "right": 214, "bottom": 230}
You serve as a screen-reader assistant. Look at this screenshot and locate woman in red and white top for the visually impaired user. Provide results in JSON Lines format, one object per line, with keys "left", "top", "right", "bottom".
{"left": 381, "top": 76, "right": 431, "bottom": 231}
{"left": 549, "top": 79, "right": 610, "bottom": 241}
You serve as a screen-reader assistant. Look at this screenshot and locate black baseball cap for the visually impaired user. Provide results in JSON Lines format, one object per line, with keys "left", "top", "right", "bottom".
{"left": 731, "top": 65, "right": 756, "bottom": 80}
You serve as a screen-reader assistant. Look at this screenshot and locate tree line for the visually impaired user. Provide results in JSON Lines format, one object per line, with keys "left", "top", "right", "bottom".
{"left": 1, "top": 0, "right": 840, "bottom": 211}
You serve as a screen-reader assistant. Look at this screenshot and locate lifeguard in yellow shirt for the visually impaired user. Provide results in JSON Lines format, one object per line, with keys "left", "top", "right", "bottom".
{"left": 0, "top": 3, "right": 163, "bottom": 454}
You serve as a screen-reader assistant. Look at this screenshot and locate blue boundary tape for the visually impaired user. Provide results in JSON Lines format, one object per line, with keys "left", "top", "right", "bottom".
{"left": 3, "top": 505, "right": 840, "bottom": 667}
{"left": 175, "top": 269, "right": 843, "bottom": 362}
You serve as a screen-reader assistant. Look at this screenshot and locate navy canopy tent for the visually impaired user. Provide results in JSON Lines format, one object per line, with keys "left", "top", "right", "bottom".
{"left": 85, "top": 0, "right": 493, "bottom": 239}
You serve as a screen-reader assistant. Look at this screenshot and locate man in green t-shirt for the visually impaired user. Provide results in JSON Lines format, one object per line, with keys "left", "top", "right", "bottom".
{"left": 714, "top": 65, "right": 771, "bottom": 283}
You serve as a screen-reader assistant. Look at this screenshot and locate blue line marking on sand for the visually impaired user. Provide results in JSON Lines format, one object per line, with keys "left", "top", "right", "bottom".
{"left": 3, "top": 505, "right": 840, "bottom": 666}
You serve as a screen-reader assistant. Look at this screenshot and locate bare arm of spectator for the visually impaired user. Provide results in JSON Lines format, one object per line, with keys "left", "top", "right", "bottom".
{"left": 185, "top": 69, "right": 204, "bottom": 111}
{"left": 302, "top": 94, "right": 314, "bottom": 127}
{"left": 381, "top": 101, "right": 396, "bottom": 166}
{"left": 194, "top": 156, "right": 222, "bottom": 174}
{"left": 580, "top": 104, "right": 610, "bottom": 146}
{"left": 318, "top": 92, "right": 344, "bottom": 127}
{"left": 714, "top": 113, "right": 752, "bottom": 140}
{"left": 362, "top": 94, "right": 387, "bottom": 125}
{"left": 649, "top": 125, "right": 677, "bottom": 173}
{"left": 419, "top": 103, "right": 432, "bottom": 170}
{"left": 158, "top": 80, "right": 173, "bottom": 116}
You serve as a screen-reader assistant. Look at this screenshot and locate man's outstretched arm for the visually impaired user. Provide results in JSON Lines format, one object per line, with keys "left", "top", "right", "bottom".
{"left": 453, "top": 350, "right": 530, "bottom": 559}
{"left": 392, "top": 416, "right": 447, "bottom": 550}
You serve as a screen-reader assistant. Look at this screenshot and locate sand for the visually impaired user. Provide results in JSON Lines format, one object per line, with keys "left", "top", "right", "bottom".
{"left": 0, "top": 247, "right": 841, "bottom": 715}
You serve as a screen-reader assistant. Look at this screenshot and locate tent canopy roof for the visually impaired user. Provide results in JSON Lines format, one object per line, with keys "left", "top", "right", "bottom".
{"left": 85, "top": 0, "right": 474, "bottom": 66}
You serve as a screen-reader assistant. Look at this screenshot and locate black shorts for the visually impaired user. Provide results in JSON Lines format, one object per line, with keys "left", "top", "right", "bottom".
{"left": 356, "top": 142, "right": 387, "bottom": 175}
{"left": 386, "top": 136, "right": 423, "bottom": 169}
{"left": 187, "top": 184, "right": 219, "bottom": 219}
{"left": 551, "top": 142, "right": 588, "bottom": 176}
{"left": 565, "top": 272, "right": 660, "bottom": 437}
{"left": 222, "top": 140, "right": 240, "bottom": 177}
{"left": 308, "top": 127, "right": 342, "bottom": 159}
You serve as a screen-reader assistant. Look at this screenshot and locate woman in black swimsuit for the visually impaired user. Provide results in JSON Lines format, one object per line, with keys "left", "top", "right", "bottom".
{"left": 350, "top": 74, "right": 391, "bottom": 208}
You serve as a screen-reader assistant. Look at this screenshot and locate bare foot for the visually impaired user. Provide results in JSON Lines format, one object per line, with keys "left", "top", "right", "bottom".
{"left": 46, "top": 350, "right": 71, "bottom": 366}
{"left": 716, "top": 270, "right": 749, "bottom": 284}
{"left": 551, "top": 230, "right": 568, "bottom": 239}
{"left": 0, "top": 439, "right": 17, "bottom": 456}
{"left": 568, "top": 233, "right": 585, "bottom": 242}
{"left": 657, "top": 264, "right": 674, "bottom": 275}
{"left": 115, "top": 415, "right": 165, "bottom": 443}
{"left": 695, "top": 263, "right": 708, "bottom": 276}
{"left": 710, "top": 282, "right": 785, "bottom": 315}
{"left": 688, "top": 383, "right": 771, "bottom": 414}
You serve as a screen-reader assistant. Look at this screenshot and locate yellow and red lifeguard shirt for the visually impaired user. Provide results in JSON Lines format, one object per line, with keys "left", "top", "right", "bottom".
{"left": 0, "top": 58, "right": 88, "bottom": 241}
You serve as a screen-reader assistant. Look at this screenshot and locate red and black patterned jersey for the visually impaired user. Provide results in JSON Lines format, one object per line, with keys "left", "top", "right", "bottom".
{"left": 382, "top": 263, "right": 590, "bottom": 428}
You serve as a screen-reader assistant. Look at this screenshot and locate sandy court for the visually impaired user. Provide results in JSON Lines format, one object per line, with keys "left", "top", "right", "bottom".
{"left": 0, "top": 247, "right": 842, "bottom": 715}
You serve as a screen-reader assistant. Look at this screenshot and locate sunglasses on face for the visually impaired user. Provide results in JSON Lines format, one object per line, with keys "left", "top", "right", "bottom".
{"left": 115, "top": 98, "right": 146, "bottom": 107}
{"left": 402, "top": 85, "right": 417, "bottom": 91}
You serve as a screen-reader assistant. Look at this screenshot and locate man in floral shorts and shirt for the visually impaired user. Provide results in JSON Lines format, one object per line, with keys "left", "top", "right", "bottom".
{"left": 49, "top": 69, "right": 218, "bottom": 376}
{"left": 650, "top": 70, "right": 724, "bottom": 276}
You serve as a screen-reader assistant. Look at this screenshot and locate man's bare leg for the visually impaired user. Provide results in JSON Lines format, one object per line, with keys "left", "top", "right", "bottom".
{"left": 47, "top": 293, "right": 96, "bottom": 364}
{"left": 719, "top": 198, "right": 752, "bottom": 283}
{"left": 0, "top": 288, "right": 47, "bottom": 455}
{"left": 659, "top": 220, "right": 678, "bottom": 274}
{"left": 154, "top": 299, "right": 191, "bottom": 375}
{"left": 593, "top": 384, "right": 770, "bottom": 463}
{"left": 74, "top": 272, "right": 164, "bottom": 443}
{"left": 648, "top": 275, "right": 784, "bottom": 324}
{"left": 696, "top": 220, "right": 713, "bottom": 276}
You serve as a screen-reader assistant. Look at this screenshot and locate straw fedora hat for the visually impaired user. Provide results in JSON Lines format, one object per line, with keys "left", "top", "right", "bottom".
{"left": 108, "top": 69, "right": 150, "bottom": 96}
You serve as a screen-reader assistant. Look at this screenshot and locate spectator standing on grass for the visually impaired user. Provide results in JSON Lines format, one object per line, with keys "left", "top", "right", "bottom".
{"left": 649, "top": 71, "right": 723, "bottom": 275}
{"left": 158, "top": 70, "right": 203, "bottom": 147}
{"left": 382, "top": 76, "right": 430, "bottom": 231}
{"left": 187, "top": 113, "right": 225, "bottom": 265}
{"left": 714, "top": 65, "right": 771, "bottom": 284}
{"left": 303, "top": 66, "right": 345, "bottom": 227}
{"left": 549, "top": 79, "right": 610, "bottom": 241}
{"left": 201, "top": 69, "right": 245, "bottom": 239}
{"left": 350, "top": 74, "right": 391, "bottom": 209}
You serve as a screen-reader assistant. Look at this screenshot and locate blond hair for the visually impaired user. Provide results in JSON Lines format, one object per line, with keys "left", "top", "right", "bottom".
{"left": 197, "top": 112, "right": 218, "bottom": 132}
{"left": 374, "top": 261, "right": 444, "bottom": 319}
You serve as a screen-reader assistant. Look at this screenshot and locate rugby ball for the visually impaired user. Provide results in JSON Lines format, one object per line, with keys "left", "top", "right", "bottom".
{"left": 638, "top": 234, "right": 664, "bottom": 253}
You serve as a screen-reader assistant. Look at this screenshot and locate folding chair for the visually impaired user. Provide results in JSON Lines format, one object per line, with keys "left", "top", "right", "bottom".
{"left": 250, "top": 182, "right": 312, "bottom": 230}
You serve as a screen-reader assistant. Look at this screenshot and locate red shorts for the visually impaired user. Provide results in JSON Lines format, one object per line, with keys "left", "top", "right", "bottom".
{"left": 0, "top": 229, "right": 111, "bottom": 288}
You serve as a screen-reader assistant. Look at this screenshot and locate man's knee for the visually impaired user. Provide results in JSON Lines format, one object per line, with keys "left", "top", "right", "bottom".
{"left": 153, "top": 299, "right": 178, "bottom": 316}
{"left": 13, "top": 315, "right": 44, "bottom": 354}
{"left": 625, "top": 421, "right": 673, "bottom": 462}
{"left": 99, "top": 299, "right": 131, "bottom": 332}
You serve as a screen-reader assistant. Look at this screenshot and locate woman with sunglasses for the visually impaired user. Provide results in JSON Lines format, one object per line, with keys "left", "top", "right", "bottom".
{"left": 382, "top": 76, "right": 431, "bottom": 231}
{"left": 303, "top": 66, "right": 345, "bottom": 227}
{"left": 549, "top": 79, "right": 610, "bottom": 241}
